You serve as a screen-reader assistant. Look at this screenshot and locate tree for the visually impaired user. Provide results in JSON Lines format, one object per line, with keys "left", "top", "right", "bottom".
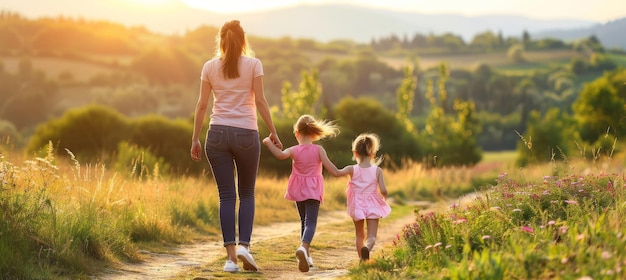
{"left": 331, "top": 97, "right": 421, "bottom": 169}
{"left": 419, "top": 64, "right": 482, "bottom": 167}
{"left": 507, "top": 44, "right": 526, "bottom": 63}
{"left": 396, "top": 65, "right": 418, "bottom": 135}
{"left": 572, "top": 69, "right": 626, "bottom": 143}
{"left": 280, "top": 69, "right": 322, "bottom": 121}
{"left": 516, "top": 108, "right": 579, "bottom": 166}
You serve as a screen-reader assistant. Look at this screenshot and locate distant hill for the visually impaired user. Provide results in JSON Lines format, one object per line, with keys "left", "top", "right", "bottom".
{"left": 535, "top": 18, "right": 626, "bottom": 50}
{"left": 5, "top": 0, "right": 623, "bottom": 49}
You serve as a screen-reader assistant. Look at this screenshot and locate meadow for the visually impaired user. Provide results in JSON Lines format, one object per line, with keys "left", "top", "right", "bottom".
{"left": 3, "top": 135, "right": 625, "bottom": 279}
{"left": 0, "top": 138, "right": 493, "bottom": 279}
{"left": 351, "top": 152, "right": 626, "bottom": 279}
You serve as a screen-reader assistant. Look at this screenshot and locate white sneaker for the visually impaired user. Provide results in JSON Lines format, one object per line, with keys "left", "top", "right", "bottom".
{"left": 236, "top": 246, "right": 259, "bottom": 271}
{"left": 296, "top": 246, "right": 310, "bottom": 272}
{"left": 223, "top": 260, "right": 240, "bottom": 272}
{"left": 307, "top": 256, "right": 314, "bottom": 267}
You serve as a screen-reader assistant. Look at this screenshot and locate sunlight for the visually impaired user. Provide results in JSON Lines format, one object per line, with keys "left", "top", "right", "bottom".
{"left": 128, "top": 0, "right": 172, "bottom": 4}
{"left": 180, "top": 0, "right": 307, "bottom": 13}
{"left": 118, "top": 0, "right": 185, "bottom": 11}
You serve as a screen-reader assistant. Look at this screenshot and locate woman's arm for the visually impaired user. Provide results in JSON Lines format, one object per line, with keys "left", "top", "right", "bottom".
{"left": 319, "top": 146, "right": 351, "bottom": 177}
{"left": 254, "top": 75, "right": 283, "bottom": 149}
{"left": 376, "top": 167, "right": 388, "bottom": 199}
{"left": 262, "top": 137, "right": 292, "bottom": 160}
{"left": 191, "top": 80, "right": 212, "bottom": 161}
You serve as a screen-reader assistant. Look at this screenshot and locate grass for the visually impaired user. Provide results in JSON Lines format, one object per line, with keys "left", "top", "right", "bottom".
{"left": 0, "top": 141, "right": 482, "bottom": 279}
{"left": 5, "top": 138, "right": 622, "bottom": 279}
{"left": 349, "top": 154, "right": 626, "bottom": 279}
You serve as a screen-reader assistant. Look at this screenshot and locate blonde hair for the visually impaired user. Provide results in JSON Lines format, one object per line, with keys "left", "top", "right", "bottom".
{"left": 293, "top": 115, "right": 339, "bottom": 141}
{"left": 215, "top": 20, "right": 253, "bottom": 79}
{"left": 352, "top": 133, "right": 383, "bottom": 165}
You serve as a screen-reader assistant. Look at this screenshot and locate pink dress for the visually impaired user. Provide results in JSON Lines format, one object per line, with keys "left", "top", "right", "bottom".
{"left": 285, "top": 144, "right": 324, "bottom": 202}
{"left": 346, "top": 165, "right": 391, "bottom": 220}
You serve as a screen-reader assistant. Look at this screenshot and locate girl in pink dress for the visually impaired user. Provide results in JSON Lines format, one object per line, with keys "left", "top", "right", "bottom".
{"left": 340, "top": 133, "right": 391, "bottom": 261}
{"left": 262, "top": 114, "right": 344, "bottom": 272}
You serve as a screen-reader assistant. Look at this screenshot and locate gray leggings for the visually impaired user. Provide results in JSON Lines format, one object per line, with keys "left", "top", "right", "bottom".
{"left": 296, "top": 199, "right": 321, "bottom": 243}
{"left": 205, "top": 125, "right": 260, "bottom": 247}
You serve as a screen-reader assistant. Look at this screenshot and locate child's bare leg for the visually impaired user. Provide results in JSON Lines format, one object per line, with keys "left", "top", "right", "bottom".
{"left": 353, "top": 219, "right": 366, "bottom": 258}
{"left": 366, "top": 219, "right": 380, "bottom": 251}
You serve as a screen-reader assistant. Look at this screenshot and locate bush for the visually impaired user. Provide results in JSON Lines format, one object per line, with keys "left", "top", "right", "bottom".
{"left": 27, "top": 105, "right": 130, "bottom": 162}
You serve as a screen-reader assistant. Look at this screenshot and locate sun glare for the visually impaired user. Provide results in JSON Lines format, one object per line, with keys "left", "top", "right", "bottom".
{"left": 129, "top": 0, "right": 172, "bottom": 4}
{"left": 180, "top": 0, "right": 301, "bottom": 13}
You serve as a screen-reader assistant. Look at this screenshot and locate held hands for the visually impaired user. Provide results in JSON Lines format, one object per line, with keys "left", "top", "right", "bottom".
{"left": 265, "top": 133, "right": 283, "bottom": 149}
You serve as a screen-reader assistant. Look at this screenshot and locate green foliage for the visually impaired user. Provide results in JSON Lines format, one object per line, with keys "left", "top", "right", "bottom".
{"left": 516, "top": 109, "right": 579, "bottom": 166}
{"left": 420, "top": 65, "right": 482, "bottom": 167}
{"left": 396, "top": 65, "right": 418, "bottom": 135}
{"left": 507, "top": 43, "right": 526, "bottom": 63}
{"left": 127, "top": 115, "right": 196, "bottom": 175}
{"left": 331, "top": 97, "right": 421, "bottom": 169}
{"left": 27, "top": 105, "right": 130, "bottom": 162}
{"left": 279, "top": 69, "right": 322, "bottom": 120}
{"left": 572, "top": 68, "right": 626, "bottom": 143}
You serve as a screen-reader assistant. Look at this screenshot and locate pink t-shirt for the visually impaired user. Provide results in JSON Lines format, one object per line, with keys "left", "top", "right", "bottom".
{"left": 200, "top": 56, "right": 263, "bottom": 130}
{"left": 285, "top": 144, "right": 324, "bottom": 202}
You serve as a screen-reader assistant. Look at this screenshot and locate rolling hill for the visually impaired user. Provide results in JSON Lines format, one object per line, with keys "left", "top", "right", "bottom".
{"left": 3, "top": 0, "right": 618, "bottom": 48}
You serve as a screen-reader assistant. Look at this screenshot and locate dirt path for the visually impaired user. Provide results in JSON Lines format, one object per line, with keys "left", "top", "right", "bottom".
{"left": 90, "top": 194, "right": 478, "bottom": 280}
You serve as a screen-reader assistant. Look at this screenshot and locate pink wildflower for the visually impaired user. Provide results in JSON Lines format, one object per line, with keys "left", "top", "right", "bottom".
{"left": 547, "top": 220, "right": 556, "bottom": 226}
{"left": 453, "top": 218, "right": 467, "bottom": 224}
{"left": 521, "top": 226, "right": 534, "bottom": 233}
{"left": 564, "top": 200, "right": 578, "bottom": 204}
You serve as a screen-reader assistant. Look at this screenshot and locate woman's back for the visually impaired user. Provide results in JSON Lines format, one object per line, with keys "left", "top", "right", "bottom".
{"left": 201, "top": 56, "right": 263, "bottom": 130}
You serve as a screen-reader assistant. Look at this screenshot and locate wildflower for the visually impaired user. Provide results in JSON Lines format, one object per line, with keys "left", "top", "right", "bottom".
{"left": 512, "top": 208, "right": 522, "bottom": 212}
{"left": 445, "top": 245, "right": 452, "bottom": 249}
{"left": 453, "top": 218, "right": 466, "bottom": 224}
{"left": 564, "top": 200, "right": 578, "bottom": 204}
{"left": 559, "top": 226, "right": 568, "bottom": 234}
{"left": 482, "top": 235, "right": 491, "bottom": 240}
{"left": 434, "top": 242, "right": 442, "bottom": 248}
{"left": 601, "top": 251, "right": 612, "bottom": 260}
{"left": 577, "top": 234, "right": 585, "bottom": 241}
{"left": 521, "top": 226, "right": 534, "bottom": 233}
{"left": 547, "top": 220, "right": 556, "bottom": 226}
{"left": 425, "top": 245, "right": 433, "bottom": 250}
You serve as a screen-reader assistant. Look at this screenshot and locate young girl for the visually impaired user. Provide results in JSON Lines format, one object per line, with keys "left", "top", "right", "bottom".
{"left": 340, "top": 133, "right": 391, "bottom": 261}
{"left": 262, "top": 114, "right": 344, "bottom": 272}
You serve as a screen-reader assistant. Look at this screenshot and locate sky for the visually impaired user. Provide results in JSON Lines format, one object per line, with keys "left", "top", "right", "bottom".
{"left": 180, "top": 0, "right": 626, "bottom": 23}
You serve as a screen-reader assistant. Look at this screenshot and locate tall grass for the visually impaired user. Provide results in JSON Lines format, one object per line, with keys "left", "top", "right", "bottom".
{"left": 0, "top": 140, "right": 485, "bottom": 278}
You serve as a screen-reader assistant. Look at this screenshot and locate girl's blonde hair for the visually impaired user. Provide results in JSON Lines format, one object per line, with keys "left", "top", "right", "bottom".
{"left": 352, "top": 133, "right": 383, "bottom": 165}
{"left": 215, "top": 20, "right": 253, "bottom": 79}
{"left": 293, "top": 115, "right": 339, "bottom": 141}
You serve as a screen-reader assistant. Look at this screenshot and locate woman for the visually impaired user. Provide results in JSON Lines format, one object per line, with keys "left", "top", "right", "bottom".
{"left": 190, "top": 20, "right": 282, "bottom": 273}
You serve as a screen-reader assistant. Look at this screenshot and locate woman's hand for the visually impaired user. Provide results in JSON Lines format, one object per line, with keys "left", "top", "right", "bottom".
{"left": 269, "top": 133, "right": 283, "bottom": 149}
{"left": 190, "top": 140, "right": 202, "bottom": 161}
